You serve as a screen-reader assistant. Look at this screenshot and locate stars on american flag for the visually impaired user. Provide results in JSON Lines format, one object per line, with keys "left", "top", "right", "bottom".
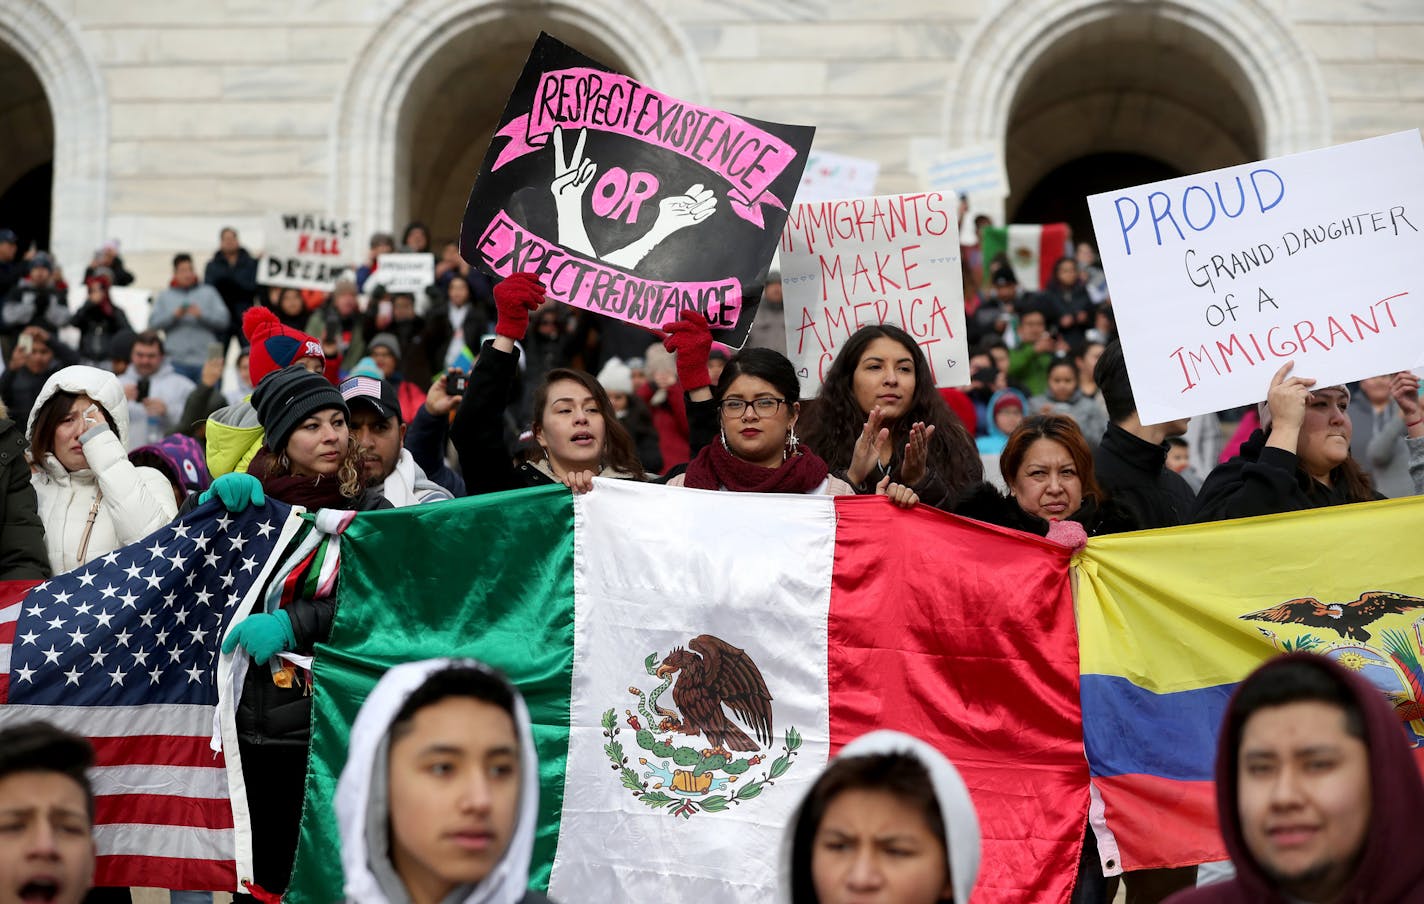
{"left": 4, "top": 506, "right": 289, "bottom": 707}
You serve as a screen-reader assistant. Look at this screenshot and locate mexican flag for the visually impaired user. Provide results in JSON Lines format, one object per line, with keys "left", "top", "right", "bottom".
{"left": 980, "top": 223, "right": 1071, "bottom": 292}
{"left": 286, "top": 480, "right": 1088, "bottom": 903}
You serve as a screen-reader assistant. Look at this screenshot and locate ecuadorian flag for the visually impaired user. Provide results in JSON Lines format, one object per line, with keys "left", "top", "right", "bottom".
{"left": 283, "top": 479, "right": 1090, "bottom": 904}
{"left": 1075, "top": 496, "right": 1424, "bottom": 874}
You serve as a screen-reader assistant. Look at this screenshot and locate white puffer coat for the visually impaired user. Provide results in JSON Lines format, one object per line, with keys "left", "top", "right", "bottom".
{"left": 26, "top": 365, "right": 178, "bottom": 574}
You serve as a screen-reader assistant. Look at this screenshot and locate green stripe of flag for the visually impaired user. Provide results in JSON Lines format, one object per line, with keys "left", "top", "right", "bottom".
{"left": 288, "top": 485, "right": 576, "bottom": 903}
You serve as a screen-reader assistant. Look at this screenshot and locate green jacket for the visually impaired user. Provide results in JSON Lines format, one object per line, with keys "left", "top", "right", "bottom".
{"left": 205, "top": 398, "right": 265, "bottom": 478}
{"left": 1008, "top": 345, "right": 1054, "bottom": 398}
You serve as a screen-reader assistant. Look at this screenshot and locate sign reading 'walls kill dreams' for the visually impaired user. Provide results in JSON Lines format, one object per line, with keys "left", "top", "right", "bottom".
{"left": 460, "top": 33, "right": 815, "bottom": 347}
{"left": 262, "top": 213, "right": 355, "bottom": 291}
{"left": 780, "top": 192, "right": 967, "bottom": 394}
{"left": 1087, "top": 130, "right": 1424, "bottom": 425}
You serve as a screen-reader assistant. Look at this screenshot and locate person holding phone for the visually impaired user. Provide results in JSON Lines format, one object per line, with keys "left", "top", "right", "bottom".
{"left": 148, "top": 253, "right": 229, "bottom": 382}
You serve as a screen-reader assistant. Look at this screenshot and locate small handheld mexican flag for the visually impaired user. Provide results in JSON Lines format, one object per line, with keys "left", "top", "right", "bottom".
{"left": 285, "top": 480, "right": 1088, "bottom": 903}
{"left": 980, "top": 223, "right": 1071, "bottom": 292}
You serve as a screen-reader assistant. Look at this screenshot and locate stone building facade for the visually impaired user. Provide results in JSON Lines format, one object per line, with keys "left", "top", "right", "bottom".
{"left": 1, "top": 0, "right": 1421, "bottom": 286}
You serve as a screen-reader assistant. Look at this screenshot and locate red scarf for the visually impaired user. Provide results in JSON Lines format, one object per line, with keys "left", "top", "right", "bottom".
{"left": 683, "top": 437, "right": 830, "bottom": 494}
{"left": 250, "top": 449, "right": 354, "bottom": 510}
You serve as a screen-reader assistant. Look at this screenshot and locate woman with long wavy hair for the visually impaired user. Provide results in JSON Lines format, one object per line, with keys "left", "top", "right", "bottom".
{"left": 799, "top": 324, "right": 982, "bottom": 509}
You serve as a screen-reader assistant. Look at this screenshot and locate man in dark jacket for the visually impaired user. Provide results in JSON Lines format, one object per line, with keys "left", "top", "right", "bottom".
{"left": 0, "top": 399, "right": 49, "bottom": 579}
{"left": 1092, "top": 340, "right": 1196, "bottom": 529}
{"left": 204, "top": 226, "right": 260, "bottom": 349}
{"left": 1165, "top": 653, "right": 1424, "bottom": 904}
{"left": 0, "top": 252, "right": 67, "bottom": 358}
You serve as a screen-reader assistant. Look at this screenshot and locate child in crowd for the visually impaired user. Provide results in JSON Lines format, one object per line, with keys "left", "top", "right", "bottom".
{"left": 1030, "top": 358, "right": 1107, "bottom": 447}
{"left": 1166, "top": 436, "right": 1204, "bottom": 491}
{"left": 976, "top": 388, "right": 1027, "bottom": 455}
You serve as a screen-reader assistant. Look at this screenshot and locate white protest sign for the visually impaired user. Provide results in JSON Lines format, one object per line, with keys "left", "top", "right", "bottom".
{"left": 369, "top": 253, "right": 435, "bottom": 294}
{"left": 1087, "top": 130, "right": 1424, "bottom": 426}
{"left": 261, "top": 213, "right": 356, "bottom": 290}
{"left": 794, "top": 150, "right": 880, "bottom": 204}
{"left": 923, "top": 144, "right": 1008, "bottom": 199}
{"left": 779, "top": 192, "right": 968, "bottom": 394}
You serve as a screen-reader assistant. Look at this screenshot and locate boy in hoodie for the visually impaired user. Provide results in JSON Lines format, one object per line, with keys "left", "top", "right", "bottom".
{"left": 336, "top": 659, "right": 552, "bottom": 904}
{"left": 1165, "top": 653, "right": 1424, "bottom": 904}
{"left": 782, "top": 730, "right": 981, "bottom": 904}
{"left": 0, "top": 722, "right": 96, "bottom": 904}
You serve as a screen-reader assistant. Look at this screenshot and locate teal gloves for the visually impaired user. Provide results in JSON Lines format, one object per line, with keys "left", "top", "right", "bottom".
{"left": 222, "top": 611, "right": 295, "bottom": 662}
{"left": 200, "top": 472, "right": 265, "bottom": 512}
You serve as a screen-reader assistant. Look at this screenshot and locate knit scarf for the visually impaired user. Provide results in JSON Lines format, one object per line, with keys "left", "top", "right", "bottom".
{"left": 683, "top": 436, "right": 830, "bottom": 494}
{"left": 251, "top": 449, "right": 354, "bottom": 510}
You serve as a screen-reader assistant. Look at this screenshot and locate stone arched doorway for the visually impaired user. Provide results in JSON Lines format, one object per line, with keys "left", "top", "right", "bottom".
{"left": 0, "top": 42, "right": 52, "bottom": 253}
{"left": 331, "top": 0, "right": 706, "bottom": 250}
{"left": 943, "top": 0, "right": 1330, "bottom": 246}
{"left": 0, "top": 0, "right": 107, "bottom": 277}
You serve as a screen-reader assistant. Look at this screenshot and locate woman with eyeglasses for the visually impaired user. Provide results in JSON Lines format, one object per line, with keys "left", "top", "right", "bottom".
{"left": 668, "top": 347, "right": 918, "bottom": 505}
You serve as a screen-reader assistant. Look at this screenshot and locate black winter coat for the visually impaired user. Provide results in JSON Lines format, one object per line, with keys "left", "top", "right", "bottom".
{"left": 1192, "top": 429, "right": 1383, "bottom": 523}
{"left": 0, "top": 416, "right": 49, "bottom": 580}
{"left": 1093, "top": 423, "right": 1197, "bottom": 529}
{"left": 952, "top": 481, "right": 1141, "bottom": 537}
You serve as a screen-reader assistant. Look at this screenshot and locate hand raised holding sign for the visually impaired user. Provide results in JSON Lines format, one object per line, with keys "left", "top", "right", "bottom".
{"left": 1263, "top": 360, "right": 1316, "bottom": 453}
{"left": 550, "top": 125, "right": 597, "bottom": 257}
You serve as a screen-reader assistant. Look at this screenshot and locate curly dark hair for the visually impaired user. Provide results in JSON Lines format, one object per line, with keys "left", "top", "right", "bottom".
{"left": 798, "top": 325, "right": 981, "bottom": 499}
{"left": 533, "top": 368, "right": 647, "bottom": 480}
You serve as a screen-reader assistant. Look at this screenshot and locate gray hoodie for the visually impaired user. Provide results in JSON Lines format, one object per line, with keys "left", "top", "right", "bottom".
{"left": 335, "top": 658, "right": 552, "bottom": 904}
{"left": 779, "top": 730, "right": 982, "bottom": 904}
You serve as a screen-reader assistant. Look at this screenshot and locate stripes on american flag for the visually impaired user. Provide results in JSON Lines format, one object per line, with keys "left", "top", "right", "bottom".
{"left": 0, "top": 500, "right": 302, "bottom": 892}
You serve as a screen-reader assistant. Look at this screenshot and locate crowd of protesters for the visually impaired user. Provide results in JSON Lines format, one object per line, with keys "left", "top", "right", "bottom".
{"left": 1, "top": 215, "right": 1422, "bottom": 904}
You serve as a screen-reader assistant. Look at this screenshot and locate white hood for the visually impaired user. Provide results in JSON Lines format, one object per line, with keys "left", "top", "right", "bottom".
{"left": 26, "top": 364, "right": 130, "bottom": 445}
{"left": 335, "top": 658, "right": 541, "bottom": 904}
{"left": 780, "top": 730, "right": 982, "bottom": 904}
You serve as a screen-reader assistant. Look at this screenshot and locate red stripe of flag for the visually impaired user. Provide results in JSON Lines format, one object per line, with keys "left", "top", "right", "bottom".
{"left": 95, "top": 855, "right": 235, "bottom": 893}
{"left": 0, "top": 579, "right": 41, "bottom": 609}
{"left": 1037, "top": 223, "right": 1070, "bottom": 290}
{"left": 829, "top": 497, "right": 1088, "bottom": 904}
{"left": 89, "top": 735, "right": 226, "bottom": 769}
{"left": 1095, "top": 775, "right": 1218, "bottom": 870}
{"left": 95, "top": 793, "right": 235, "bottom": 830}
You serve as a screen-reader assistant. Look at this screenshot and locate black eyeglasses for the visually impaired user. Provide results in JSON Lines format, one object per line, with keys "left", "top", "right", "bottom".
{"left": 719, "top": 398, "right": 786, "bottom": 417}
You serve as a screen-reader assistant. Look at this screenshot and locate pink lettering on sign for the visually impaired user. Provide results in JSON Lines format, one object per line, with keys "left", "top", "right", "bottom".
{"left": 475, "top": 209, "right": 743, "bottom": 331}
{"left": 491, "top": 67, "right": 797, "bottom": 228}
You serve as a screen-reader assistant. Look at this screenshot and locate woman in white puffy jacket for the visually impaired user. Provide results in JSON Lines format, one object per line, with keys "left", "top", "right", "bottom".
{"left": 26, "top": 365, "right": 178, "bottom": 573}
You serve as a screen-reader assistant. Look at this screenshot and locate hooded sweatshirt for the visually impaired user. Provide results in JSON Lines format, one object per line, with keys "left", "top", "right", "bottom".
{"left": 976, "top": 387, "right": 1029, "bottom": 455}
{"left": 335, "top": 659, "right": 552, "bottom": 904}
{"left": 1165, "top": 654, "right": 1424, "bottom": 904}
{"left": 779, "top": 730, "right": 981, "bottom": 904}
{"left": 26, "top": 365, "right": 178, "bottom": 573}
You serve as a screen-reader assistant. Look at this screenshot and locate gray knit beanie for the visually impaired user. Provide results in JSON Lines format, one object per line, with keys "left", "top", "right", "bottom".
{"left": 252, "top": 364, "right": 349, "bottom": 454}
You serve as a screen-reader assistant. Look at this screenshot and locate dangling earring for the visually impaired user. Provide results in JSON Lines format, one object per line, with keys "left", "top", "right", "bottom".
{"left": 785, "top": 427, "right": 800, "bottom": 460}
{"left": 277, "top": 451, "right": 290, "bottom": 472}
{"left": 720, "top": 425, "right": 730, "bottom": 450}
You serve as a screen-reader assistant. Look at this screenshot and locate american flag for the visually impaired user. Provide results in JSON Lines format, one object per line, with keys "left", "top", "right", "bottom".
{"left": 0, "top": 500, "right": 300, "bottom": 891}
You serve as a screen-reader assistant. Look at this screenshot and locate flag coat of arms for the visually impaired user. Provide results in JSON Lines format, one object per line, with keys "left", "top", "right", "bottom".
{"left": 0, "top": 501, "right": 305, "bottom": 890}
{"left": 1075, "top": 496, "right": 1424, "bottom": 874}
{"left": 291, "top": 479, "right": 1088, "bottom": 904}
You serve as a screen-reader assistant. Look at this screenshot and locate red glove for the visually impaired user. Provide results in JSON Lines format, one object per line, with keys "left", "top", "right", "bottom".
{"left": 1045, "top": 519, "right": 1087, "bottom": 552}
{"left": 660, "top": 310, "right": 714, "bottom": 391}
{"left": 493, "top": 273, "right": 546, "bottom": 340}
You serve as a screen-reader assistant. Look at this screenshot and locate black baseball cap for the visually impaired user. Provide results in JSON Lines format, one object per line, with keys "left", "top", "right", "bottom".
{"left": 340, "top": 375, "right": 402, "bottom": 423}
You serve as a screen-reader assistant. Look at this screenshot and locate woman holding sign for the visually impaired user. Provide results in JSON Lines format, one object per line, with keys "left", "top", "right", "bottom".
{"left": 1194, "top": 362, "right": 1383, "bottom": 522}
{"left": 450, "top": 272, "right": 716, "bottom": 492}
{"left": 800, "top": 325, "right": 981, "bottom": 510}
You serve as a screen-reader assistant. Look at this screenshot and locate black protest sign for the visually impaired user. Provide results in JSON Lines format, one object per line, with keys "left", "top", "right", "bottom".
{"left": 459, "top": 33, "right": 815, "bottom": 347}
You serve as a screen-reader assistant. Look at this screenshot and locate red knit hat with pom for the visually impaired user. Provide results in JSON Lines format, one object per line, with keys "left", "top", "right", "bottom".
{"left": 242, "top": 306, "right": 325, "bottom": 385}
